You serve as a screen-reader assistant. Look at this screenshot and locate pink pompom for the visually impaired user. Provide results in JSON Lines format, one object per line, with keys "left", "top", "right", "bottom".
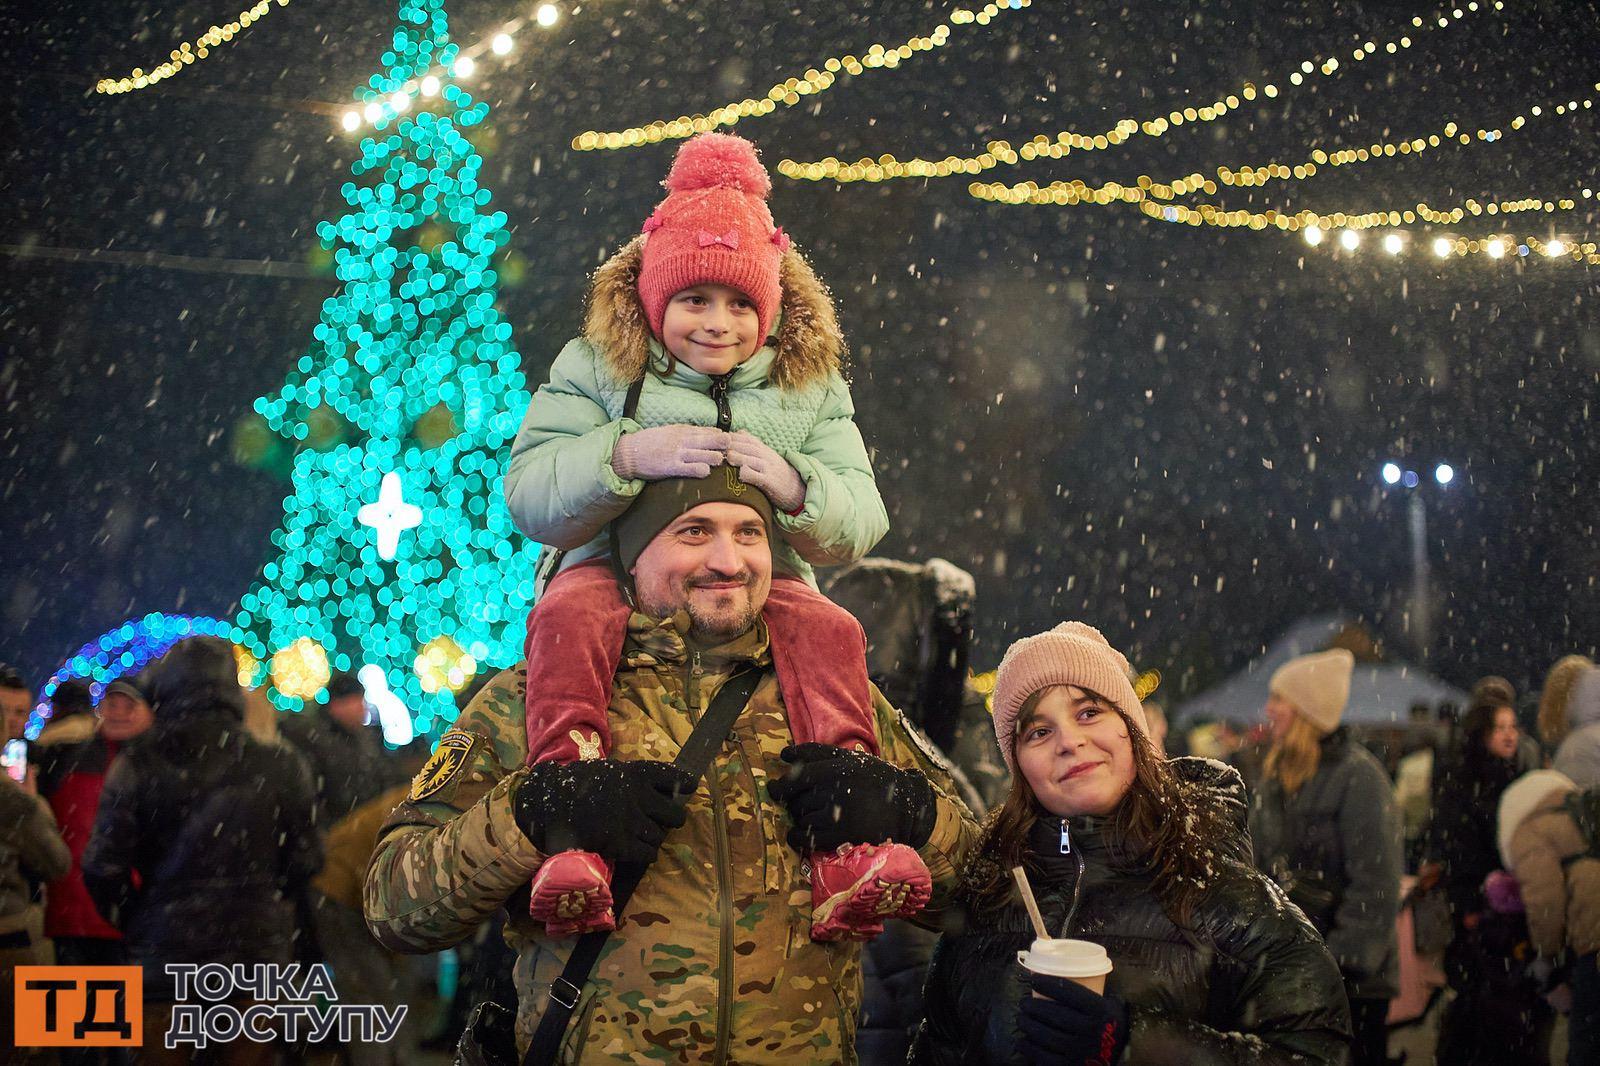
{"left": 664, "top": 133, "right": 772, "bottom": 198}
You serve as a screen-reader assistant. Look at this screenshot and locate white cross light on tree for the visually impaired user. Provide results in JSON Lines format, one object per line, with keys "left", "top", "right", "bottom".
{"left": 358, "top": 471, "right": 423, "bottom": 561}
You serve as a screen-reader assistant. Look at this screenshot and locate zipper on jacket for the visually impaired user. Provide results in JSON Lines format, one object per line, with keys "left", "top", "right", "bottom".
{"left": 1056, "top": 818, "right": 1088, "bottom": 937}
{"left": 708, "top": 372, "right": 733, "bottom": 430}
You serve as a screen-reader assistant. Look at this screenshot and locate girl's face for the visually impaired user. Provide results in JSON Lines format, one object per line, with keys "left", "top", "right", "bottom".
{"left": 1015, "top": 686, "right": 1137, "bottom": 818}
{"left": 1264, "top": 693, "right": 1298, "bottom": 742}
{"left": 661, "top": 284, "right": 761, "bottom": 375}
{"left": 1486, "top": 706, "right": 1521, "bottom": 760}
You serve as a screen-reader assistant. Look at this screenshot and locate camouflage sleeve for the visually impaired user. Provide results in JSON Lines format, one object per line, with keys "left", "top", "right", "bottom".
{"left": 363, "top": 667, "right": 546, "bottom": 954}
{"left": 871, "top": 685, "right": 983, "bottom": 909}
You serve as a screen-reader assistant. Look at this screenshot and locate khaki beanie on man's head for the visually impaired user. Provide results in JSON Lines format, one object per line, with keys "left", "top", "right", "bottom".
{"left": 1269, "top": 648, "right": 1355, "bottom": 734}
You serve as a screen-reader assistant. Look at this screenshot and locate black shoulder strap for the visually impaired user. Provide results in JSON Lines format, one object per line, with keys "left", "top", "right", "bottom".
{"left": 622, "top": 374, "right": 645, "bottom": 421}
{"left": 605, "top": 374, "right": 649, "bottom": 605}
{"left": 523, "top": 666, "right": 763, "bottom": 1066}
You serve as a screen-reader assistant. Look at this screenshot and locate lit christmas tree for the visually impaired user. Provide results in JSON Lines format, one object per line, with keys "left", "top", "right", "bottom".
{"left": 234, "top": 0, "right": 537, "bottom": 738}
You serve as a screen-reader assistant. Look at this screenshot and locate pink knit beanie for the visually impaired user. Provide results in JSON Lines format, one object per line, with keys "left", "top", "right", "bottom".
{"left": 991, "top": 622, "right": 1150, "bottom": 773}
{"left": 637, "top": 133, "right": 788, "bottom": 345}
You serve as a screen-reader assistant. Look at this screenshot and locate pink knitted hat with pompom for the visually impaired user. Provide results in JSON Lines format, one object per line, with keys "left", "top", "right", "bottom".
{"left": 991, "top": 622, "right": 1150, "bottom": 774}
{"left": 637, "top": 133, "right": 788, "bottom": 345}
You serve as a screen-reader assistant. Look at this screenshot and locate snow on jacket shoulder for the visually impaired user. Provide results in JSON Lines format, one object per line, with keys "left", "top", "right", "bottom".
{"left": 503, "top": 240, "right": 887, "bottom": 590}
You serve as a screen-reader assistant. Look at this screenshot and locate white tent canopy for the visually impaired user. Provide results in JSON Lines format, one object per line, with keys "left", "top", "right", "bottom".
{"left": 1174, "top": 613, "right": 1469, "bottom": 727}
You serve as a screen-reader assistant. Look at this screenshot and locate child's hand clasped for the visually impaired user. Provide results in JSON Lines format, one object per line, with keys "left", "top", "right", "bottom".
{"left": 612, "top": 424, "right": 731, "bottom": 481}
{"left": 726, "top": 431, "right": 805, "bottom": 512}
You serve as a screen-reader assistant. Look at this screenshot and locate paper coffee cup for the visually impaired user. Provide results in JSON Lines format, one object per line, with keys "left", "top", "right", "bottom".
{"left": 1018, "top": 938, "right": 1112, "bottom": 995}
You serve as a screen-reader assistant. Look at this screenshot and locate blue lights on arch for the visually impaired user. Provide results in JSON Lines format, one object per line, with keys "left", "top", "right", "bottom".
{"left": 29, "top": 613, "right": 231, "bottom": 738}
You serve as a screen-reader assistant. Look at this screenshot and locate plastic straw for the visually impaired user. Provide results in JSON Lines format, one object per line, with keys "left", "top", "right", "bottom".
{"left": 1011, "top": 865, "right": 1049, "bottom": 940}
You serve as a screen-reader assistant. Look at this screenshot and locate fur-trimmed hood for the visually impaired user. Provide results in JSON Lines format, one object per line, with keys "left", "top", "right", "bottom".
{"left": 1540, "top": 655, "right": 1600, "bottom": 745}
{"left": 582, "top": 236, "right": 845, "bottom": 392}
{"left": 1498, "top": 768, "right": 1579, "bottom": 868}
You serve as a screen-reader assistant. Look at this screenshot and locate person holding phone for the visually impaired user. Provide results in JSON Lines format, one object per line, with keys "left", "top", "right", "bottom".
{"left": 0, "top": 663, "right": 71, "bottom": 1059}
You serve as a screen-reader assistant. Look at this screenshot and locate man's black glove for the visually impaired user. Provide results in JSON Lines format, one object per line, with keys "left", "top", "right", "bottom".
{"left": 765, "top": 743, "right": 937, "bottom": 852}
{"left": 513, "top": 760, "right": 696, "bottom": 864}
{"left": 1017, "top": 972, "right": 1130, "bottom": 1066}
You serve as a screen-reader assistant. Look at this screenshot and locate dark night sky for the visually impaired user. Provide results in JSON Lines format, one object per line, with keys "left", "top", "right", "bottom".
{"left": 4, "top": 0, "right": 1599, "bottom": 711}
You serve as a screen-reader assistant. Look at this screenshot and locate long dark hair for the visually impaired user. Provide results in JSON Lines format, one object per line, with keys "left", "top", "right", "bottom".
{"left": 959, "top": 692, "right": 1243, "bottom": 926}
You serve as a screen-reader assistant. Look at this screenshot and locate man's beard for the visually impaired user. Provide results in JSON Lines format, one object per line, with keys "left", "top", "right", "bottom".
{"left": 643, "top": 573, "right": 762, "bottom": 643}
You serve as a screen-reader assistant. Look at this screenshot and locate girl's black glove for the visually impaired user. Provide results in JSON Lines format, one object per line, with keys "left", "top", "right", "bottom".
{"left": 513, "top": 760, "right": 695, "bottom": 864}
{"left": 1017, "top": 972, "right": 1130, "bottom": 1066}
{"left": 766, "top": 743, "right": 937, "bottom": 851}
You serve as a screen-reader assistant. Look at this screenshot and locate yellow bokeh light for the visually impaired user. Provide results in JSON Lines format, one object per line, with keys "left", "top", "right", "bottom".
{"left": 271, "top": 637, "right": 331, "bottom": 699}
{"left": 415, "top": 635, "right": 478, "bottom": 695}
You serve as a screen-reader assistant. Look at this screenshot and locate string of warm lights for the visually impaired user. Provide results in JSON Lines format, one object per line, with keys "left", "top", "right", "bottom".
{"left": 939, "top": 82, "right": 1597, "bottom": 209}
{"left": 777, "top": 2, "right": 1502, "bottom": 183}
{"left": 967, "top": 178, "right": 1600, "bottom": 262}
{"left": 569, "top": 0, "right": 1034, "bottom": 152}
{"left": 1211, "top": 88, "right": 1597, "bottom": 193}
{"left": 338, "top": 2, "right": 564, "bottom": 131}
{"left": 968, "top": 177, "right": 1589, "bottom": 225}
{"left": 95, "top": 0, "right": 291, "bottom": 95}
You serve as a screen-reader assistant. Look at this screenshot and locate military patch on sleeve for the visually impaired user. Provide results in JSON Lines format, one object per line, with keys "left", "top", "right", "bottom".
{"left": 409, "top": 730, "right": 478, "bottom": 801}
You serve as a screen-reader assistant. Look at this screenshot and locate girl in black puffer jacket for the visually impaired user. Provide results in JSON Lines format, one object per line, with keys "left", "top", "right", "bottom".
{"left": 911, "top": 623, "right": 1350, "bottom": 1066}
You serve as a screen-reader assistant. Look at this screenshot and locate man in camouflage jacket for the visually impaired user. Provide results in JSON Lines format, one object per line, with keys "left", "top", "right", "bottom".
{"left": 364, "top": 471, "right": 981, "bottom": 1064}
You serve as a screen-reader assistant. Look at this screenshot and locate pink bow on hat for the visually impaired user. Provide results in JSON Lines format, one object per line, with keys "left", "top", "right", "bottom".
{"left": 697, "top": 229, "right": 741, "bottom": 250}
{"left": 771, "top": 226, "right": 791, "bottom": 251}
{"left": 641, "top": 211, "right": 665, "bottom": 234}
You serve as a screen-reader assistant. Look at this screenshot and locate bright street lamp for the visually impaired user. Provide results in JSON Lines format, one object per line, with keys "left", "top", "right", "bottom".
{"left": 1379, "top": 459, "right": 1456, "bottom": 663}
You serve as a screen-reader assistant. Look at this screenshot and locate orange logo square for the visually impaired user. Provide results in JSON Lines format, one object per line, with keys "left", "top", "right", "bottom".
{"left": 14, "top": 966, "right": 143, "bottom": 1047}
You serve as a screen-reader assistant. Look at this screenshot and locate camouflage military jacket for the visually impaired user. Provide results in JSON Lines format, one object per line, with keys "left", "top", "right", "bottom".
{"left": 364, "top": 611, "right": 981, "bottom": 1065}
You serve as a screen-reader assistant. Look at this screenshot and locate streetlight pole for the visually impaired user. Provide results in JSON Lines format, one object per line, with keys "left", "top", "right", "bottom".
{"left": 1382, "top": 461, "right": 1452, "bottom": 664}
{"left": 1409, "top": 493, "right": 1430, "bottom": 663}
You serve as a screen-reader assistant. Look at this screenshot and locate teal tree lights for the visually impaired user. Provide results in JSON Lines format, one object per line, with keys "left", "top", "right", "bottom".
{"left": 233, "top": 0, "right": 537, "bottom": 737}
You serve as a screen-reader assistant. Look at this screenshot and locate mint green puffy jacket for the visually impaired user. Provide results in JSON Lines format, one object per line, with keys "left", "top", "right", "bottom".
{"left": 505, "top": 334, "right": 887, "bottom": 590}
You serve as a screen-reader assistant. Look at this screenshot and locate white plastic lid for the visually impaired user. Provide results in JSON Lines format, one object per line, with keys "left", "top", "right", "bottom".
{"left": 1017, "top": 937, "right": 1113, "bottom": 979}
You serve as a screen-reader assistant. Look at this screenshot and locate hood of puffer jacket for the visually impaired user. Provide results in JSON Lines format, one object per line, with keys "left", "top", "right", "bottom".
{"left": 145, "top": 636, "right": 246, "bottom": 727}
{"left": 1498, "top": 769, "right": 1580, "bottom": 868}
{"left": 1572, "top": 666, "right": 1600, "bottom": 729}
{"left": 582, "top": 236, "right": 845, "bottom": 392}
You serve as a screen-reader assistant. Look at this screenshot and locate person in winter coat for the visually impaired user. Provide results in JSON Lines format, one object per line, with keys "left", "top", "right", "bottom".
{"left": 912, "top": 623, "right": 1350, "bottom": 1066}
{"left": 0, "top": 663, "right": 31, "bottom": 748}
{"left": 822, "top": 555, "right": 996, "bottom": 1065}
{"left": 83, "top": 636, "right": 322, "bottom": 1060}
{"left": 1428, "top": 697, "right": 1525, "bottom": 918}
{"left": 33, "top": 671, "right": 154, "bottom": 980}
{"left": 0, "top": 742, "right": 71, "bottom": 1059}
{"left": 1425, "top": 693, "right": 1554, "bottom": 1064}
{"left": 365, "top": 473, "right": 981, "bottom": 1064}
{"left": 309, "top": 783, "right": 417, "bottom": 1066}
{"left": 504, "top": 131, "right": 900, "bottom": 941}
{"left": 1540, "top": 655, "right": 1600, "bottom": 787}
{"left": 1250, "top": 648, "right": 1401, "bottom": 1066}
{"left": 1498, "top": 769, "right": 1600, "bottom": 1065}
{"left": 278, "top": 669, "right": 409, "bottom": 827}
